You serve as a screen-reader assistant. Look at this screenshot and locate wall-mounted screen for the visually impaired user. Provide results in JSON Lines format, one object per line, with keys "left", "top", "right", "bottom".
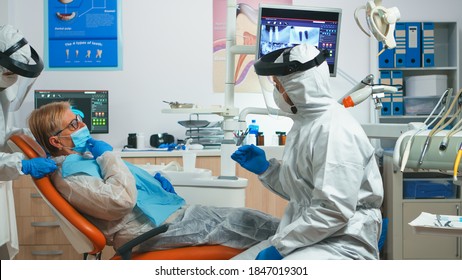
{"left": 34, "top": 90, "right": 109, "bottom": 134}
{"left": 256, "top": 4, "right": 342, "bottom": 76}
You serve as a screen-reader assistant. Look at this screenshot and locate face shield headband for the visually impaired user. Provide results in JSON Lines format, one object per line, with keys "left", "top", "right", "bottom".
{"left": 254, "top": 46, "right": 330, "bottom": 76}
{"left": 0, "top": 38, "right": 43, "bottom": 78}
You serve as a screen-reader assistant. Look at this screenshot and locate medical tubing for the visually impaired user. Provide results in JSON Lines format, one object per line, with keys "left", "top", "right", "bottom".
{"left": 440, "top": 117, "right": 462, "bottom": 150}
{"left": 400, "top": 91, "right": 448, "bottom": 171}
{"left": 453, "top": 143, "right": 462, "bottom": 181}
{"left": 417, "top": 88, "right": 460, "bottom": 164}
{"left": 454, "top": 144, "right": 462, "bottom": 181}
{"left": 429, "top": 88, "right": 459, "bottom": 138}
{"left": 400, "top": 111, "right": 443, "bottom": 172}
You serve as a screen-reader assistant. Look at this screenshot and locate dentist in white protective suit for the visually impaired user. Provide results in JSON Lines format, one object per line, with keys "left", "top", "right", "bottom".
{"left": 0, "top": 25, "right": 57, "bottom": 260}
{"left": 231, "top": 44, "right": 384, "bottom": 260}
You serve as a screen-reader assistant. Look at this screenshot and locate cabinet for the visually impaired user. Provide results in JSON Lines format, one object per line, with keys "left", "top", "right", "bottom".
{"left": 12, "top": 175, "right": 115, "bottom": 260}
{"left": 382, "top": 154, "right": 461, "bottom": 259}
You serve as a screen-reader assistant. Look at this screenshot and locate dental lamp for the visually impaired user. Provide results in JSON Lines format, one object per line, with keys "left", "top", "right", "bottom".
{"left": 354, "top": 0, "right": 401, "bottom": 51}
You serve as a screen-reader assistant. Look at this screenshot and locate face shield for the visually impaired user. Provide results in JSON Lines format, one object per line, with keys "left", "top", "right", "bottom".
{"left": 0, "top": 25, "right": 43, "bottom": 111}
{"left": 254, "top": 45, "right": 330, "bottom": 117}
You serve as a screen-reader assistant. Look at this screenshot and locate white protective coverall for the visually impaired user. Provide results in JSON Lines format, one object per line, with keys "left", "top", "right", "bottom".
{"left": 233, "top": 44, "right": 384, "bottom": 260}
{"left": 0, "top": 25, "right": 35, "bottom": 260}
{"left": 51, "top": 152, "right": 279, "bottom": 252}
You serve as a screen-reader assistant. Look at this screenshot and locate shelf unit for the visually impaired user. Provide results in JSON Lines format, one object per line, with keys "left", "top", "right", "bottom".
{"left": 377, "top": 22, "right": 459, "bottom": 150}
{"left": 376, "top": 22, "right": 461, "bottom": 259}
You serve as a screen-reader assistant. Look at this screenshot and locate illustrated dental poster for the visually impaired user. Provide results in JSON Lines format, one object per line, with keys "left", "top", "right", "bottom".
{"left": 213, "top": 0, "right": 292, "bottom": 93}
{"left": 45, "top": 0, "right": 121, "bottom": 69}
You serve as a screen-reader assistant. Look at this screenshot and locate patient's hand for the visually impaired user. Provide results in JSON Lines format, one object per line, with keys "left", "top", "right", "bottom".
{"left": 86, "top": 138, "right": 113, "bottom": 158}
{"left": 154, "top": 172, "right": 176, "bottom": 194}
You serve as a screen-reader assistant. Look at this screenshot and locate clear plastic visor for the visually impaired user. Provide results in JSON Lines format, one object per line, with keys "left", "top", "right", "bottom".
{"left": 258, "top": 74, "right": 294, "bottom": 119}
{"left": 0, "top": 73, "right": 36, "bottom": 112}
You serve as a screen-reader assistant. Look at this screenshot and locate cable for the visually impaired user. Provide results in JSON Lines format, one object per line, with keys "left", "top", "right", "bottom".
{"left": 418, "top": 88, "right": 460, "bottom": 165}
{"left": 453, "top": 142, "right": 462, "bottom": 181}
{"left": 400, "top": 89, "right": 449, "bottom": 171}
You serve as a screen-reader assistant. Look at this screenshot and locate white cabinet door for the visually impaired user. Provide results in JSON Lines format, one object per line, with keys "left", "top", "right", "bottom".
{"left": 402, "top": 202, "right": 460, "bottom": 259}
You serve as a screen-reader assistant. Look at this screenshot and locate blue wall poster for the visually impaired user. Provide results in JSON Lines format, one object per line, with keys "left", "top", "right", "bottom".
{"left": 46, "top": 0, "right": 121, "bottom": 69}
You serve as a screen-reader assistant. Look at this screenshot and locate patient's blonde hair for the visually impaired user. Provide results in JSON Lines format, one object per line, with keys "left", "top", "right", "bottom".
{"left": 28, "top": 101, "right": 71, "bottom": 156}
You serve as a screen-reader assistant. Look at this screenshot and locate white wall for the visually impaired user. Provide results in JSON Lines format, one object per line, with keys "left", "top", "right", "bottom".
{"left": 5, "top": 0, "right": 462, "bottom": 148}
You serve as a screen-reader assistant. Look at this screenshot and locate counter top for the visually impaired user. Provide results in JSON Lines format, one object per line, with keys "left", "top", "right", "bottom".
{"left": 114, "top": 149, "right": 221, "bottom": 158}
{"left": 114, "top": 146, "right": 285, "bottom": 159}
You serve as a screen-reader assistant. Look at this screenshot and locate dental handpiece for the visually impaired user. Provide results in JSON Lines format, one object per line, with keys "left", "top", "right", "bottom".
{"left": 418, "top": 137, "right": 432, "bottom": 165}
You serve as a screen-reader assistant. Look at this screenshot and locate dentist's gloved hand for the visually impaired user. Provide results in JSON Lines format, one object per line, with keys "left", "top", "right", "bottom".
{"left": 231, "top": 144, "right": 269, "bottom": 175}
{"left": 154, "top": 172, "right": 176, "bottom": 194}
{"left": 255, "top": 246, "right": 283, "bottom": 260}
{"left": 86, "top": 138, "right": 113, "bottom": 158}
{"left": 21, "top": 158, "right": 57, "bottom": 178}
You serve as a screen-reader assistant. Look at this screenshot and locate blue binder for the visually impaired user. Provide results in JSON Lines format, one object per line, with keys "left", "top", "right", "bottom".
{"left": 391, "top": 71, "right": 404, "bottom": 115}
{"left": 380, "top": 71, "right": 392, "bottom": 116}
{"left": 422, "top": 22, "right": 435, "bottom": 67}
{"left": 378, "top": 41, "right": 394, "bottom": 68}
{"left": 405, "top": 22, "right": 422, "bottom": 67}
{"left": 394, "top": 22, "right": 406, "bottom": 67}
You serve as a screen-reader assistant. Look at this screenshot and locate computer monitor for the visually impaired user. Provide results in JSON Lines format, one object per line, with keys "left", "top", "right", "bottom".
{"left": 256, "top": 4, "right": 342, "bottom": 77}
{"left": 34, "top": 90, "right": 109, "bottom": 134}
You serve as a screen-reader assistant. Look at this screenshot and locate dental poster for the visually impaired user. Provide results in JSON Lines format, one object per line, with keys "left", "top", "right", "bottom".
{"left": 46, "top": 0, "right": 121, "bottom": 69}
{"left": 213, "top": 0, "right": 292, "bottom": 93}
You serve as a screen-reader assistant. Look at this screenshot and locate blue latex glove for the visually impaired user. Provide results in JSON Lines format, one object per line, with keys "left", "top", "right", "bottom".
{"left": 154, "top": 172, "right": 176, "bottom": 194}
{"left": 21, "top": 158, "right": 57, "bottom": 179}
{"left": 86, "top": 138, "right": 113, "bottom": 158}
{"left": 158, "top": 143, "right": 177, "bottom": 151}
{"left": 255, "top": 246, "right": 283, "bottom": 260}
{"left": 231, "top": 144, "right": 269, "bottom": 174}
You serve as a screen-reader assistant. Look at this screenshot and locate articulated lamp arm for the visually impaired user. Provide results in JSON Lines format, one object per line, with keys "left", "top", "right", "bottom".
{"left": 338, "top": 74, "right": 398, "bottom": 109}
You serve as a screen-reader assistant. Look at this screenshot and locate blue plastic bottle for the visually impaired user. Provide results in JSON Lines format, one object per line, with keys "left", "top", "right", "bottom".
{"left": 248, "top": 120, "right": 259, "bottom": 137}
{"left": 247, "top": 120, "right": 259, "bottom": 145}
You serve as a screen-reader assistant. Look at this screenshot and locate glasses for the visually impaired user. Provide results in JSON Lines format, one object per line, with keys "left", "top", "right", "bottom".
{"left": 53, "top": 114, "right": 82, "bottom": 136}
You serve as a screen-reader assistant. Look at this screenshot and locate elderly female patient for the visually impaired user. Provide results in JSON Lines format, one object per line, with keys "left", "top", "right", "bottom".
{"left": 27, "top": 101, "right": 279, "bottom": 253}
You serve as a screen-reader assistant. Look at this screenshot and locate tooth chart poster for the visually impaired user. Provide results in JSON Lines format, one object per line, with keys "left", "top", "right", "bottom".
{"left": 45, "top": 0, "right": 121, "bottom": 69}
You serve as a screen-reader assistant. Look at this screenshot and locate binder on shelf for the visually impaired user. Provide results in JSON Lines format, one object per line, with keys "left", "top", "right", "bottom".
{"left": 392, "top": 71, "right": 404, "bottom": 115}
{"left": 378, "top": 41, "right": 394, "bottom": 68}
{"left": 380, "top": 71, "right": 392, "bottom": 116}
{"left": 394, "top": 22, "right": 406, "bottom": 67}
{"left": 405, "top": 22, "right": 422, "bottom": 67}
{"left": 422, "top": 22, "right": 435, "bottom": 67}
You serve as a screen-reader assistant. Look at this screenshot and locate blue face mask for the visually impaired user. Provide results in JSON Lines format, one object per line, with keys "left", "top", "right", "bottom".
{"left": 70, "top": 126, "right": 91, "bottom": 153}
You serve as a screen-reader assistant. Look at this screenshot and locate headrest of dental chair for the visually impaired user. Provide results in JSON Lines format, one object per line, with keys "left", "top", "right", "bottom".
{"left": 8, "top": 134, "right": 47, "bottom": 159}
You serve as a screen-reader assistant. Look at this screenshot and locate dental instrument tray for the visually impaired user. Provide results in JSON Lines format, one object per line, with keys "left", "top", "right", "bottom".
{"left": 163, "top": 101, "right": 195, "bottom": 109}
{"left": 178, "top": 120, "right": 210, "bottom": 128}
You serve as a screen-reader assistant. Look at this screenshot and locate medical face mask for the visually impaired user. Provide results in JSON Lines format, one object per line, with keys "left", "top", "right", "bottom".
{"left": 69, "top": 126, "right": 91, "bottom": 153}
{"left": 273, "top": 87, "right": 297, "bottom": 114}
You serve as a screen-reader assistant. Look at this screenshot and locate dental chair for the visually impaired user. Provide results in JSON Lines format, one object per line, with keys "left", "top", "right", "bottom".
{"left": 8, "top": 134, "right": 244, "bottom": 260}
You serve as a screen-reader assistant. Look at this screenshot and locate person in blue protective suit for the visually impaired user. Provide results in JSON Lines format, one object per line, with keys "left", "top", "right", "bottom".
{"left": 0, "top": 25, "right": 57, "bottom": 260}
{"left": 231, "top": 44, "right": 384, "bottom": 260}
{"left": 27, "top": 101, "right": 279, "bottom": 253}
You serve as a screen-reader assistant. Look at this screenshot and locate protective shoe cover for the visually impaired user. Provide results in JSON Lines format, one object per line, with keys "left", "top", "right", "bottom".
{"left": 233, "top": 44, "right": 384, "bottom": 260}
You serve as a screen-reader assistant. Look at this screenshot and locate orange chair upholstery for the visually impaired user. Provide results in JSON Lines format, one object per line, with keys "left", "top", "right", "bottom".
{"left": 8, "top": 134, "right": 244, "bottom": 260}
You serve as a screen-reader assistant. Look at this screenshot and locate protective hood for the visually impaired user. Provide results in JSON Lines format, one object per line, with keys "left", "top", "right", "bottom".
{"left": 274, "top": 44, "right": 336, "bottom": 116}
